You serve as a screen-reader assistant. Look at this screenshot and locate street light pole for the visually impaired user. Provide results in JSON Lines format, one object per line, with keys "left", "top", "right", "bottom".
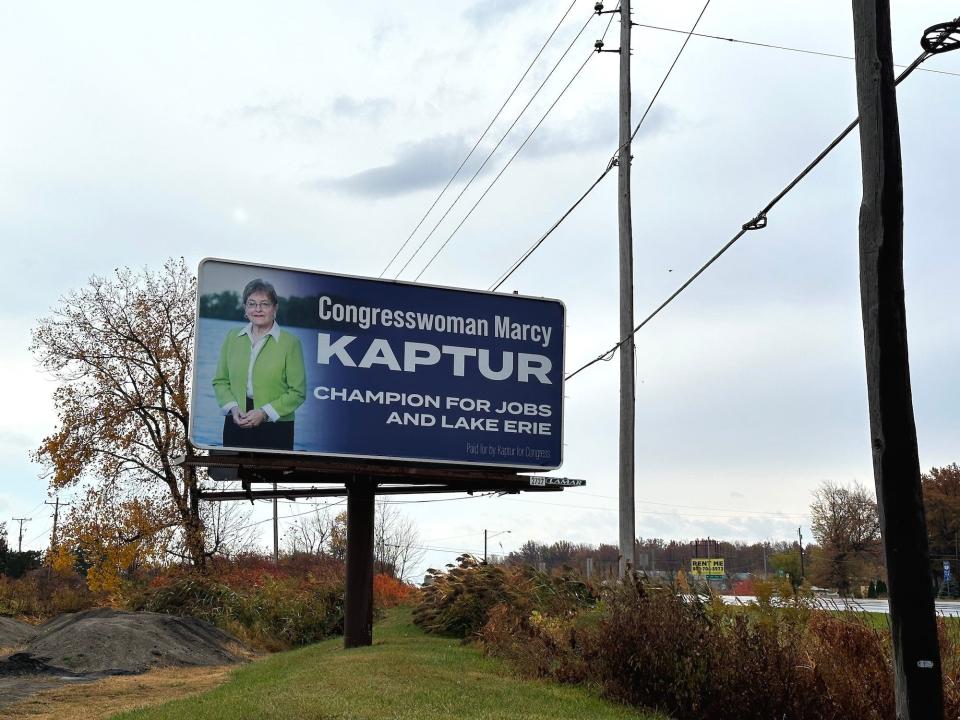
{"left": 484, "top": 529, "right": 511, "bottom": 563}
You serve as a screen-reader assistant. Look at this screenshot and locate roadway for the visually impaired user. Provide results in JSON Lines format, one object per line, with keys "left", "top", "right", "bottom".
{"left": 721, "top": 595, "right": 960, "bottom": 617}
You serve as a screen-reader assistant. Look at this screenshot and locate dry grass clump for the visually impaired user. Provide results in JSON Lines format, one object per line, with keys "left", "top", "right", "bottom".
{"left": 131, "top": 566, "right": 346, "bottom": 651}
{"left": 2, "top": 665, "right": 233, "bottom": 720}
{"left": 0, "top": 572, "right": 100, "bottom": 620}
{"left": 413, "top": 554, "right": 594, "bottom": 638}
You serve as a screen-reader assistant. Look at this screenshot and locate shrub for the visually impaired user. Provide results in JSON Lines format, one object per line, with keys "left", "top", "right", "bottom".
{"left": 132, "top": 559, "right": 347, "bottom": 651}
{"left": 480, "top": 577, "right": 923, "bottom": 719}
{"left": 414, "top": 554, "right": 595, "bottom": 638}
{"left": 136, "top": 573, "right": 345, "bottom": 651}
{"left": 0, "top": 570, "right": 100, "bottom": 620}
{"left": 374, "top": 574, "right": 417, "bottom": 609}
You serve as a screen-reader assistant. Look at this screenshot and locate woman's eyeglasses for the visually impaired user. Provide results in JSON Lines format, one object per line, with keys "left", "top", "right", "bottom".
{"left": 245, "top": 301, "right": 274, "bottom": 310}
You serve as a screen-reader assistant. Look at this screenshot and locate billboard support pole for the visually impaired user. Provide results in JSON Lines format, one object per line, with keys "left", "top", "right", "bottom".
{"left": 344, "top": 476, "right": 376, "bottom": 648}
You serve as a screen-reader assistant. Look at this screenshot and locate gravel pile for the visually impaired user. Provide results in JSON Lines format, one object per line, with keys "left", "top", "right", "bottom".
{"left": 4, "top": 608, "right": 246, "bottom": 675}
{"left": 0, "top": 617, "right": 38, "bottom": 649}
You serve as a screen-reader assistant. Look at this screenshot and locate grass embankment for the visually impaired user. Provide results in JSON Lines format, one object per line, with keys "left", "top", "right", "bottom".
{"left": 111, "top": 607, "right": 657, "bottom": 720}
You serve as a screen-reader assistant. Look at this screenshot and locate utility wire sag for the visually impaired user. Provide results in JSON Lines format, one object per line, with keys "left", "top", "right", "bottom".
{"left": 378, "top": 0, "right": 581, "bottom": 278}
{"left": 635, "top": 22, "right": 960, "bottom": 78}
{"left": 394, "top": 10, "right": 599, "bottom": 280}
{"left": 491, "top": 0, "right": 711, "bottom": 291}
{"left": 414, "top": 35, "right": 610, "bottom": 280}
{"left": 565, "top": 48, "right": 934, "bottom": 382}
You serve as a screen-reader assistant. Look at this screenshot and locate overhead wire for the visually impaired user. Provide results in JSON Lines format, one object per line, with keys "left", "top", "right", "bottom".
{"left": 564, "top": 47, "right": 935, "bottom": 382}
{"left": 380, "top": 492, "right": 497, "bottom": 504}
{"left": 634, "top": 22, "right": 960, "bottom": 78}
{"left": 490, "top": 0, "right": 711, "bottom": 291}
{"left": 393, "top": 9, "right": 599, "bottom": 280}
{"left": 413, "top": 9, "right": 620, "bottom": 283}
{"left": 24, "top": 525, "right": 53, "bottom": 548}
{"left": 378, "top": 0, "right": 581, "bottom": 278}
{"left": 235, "top": 498, "right": 347, "bottom": 532}
{"left": 568, "top": 488, "right": 812, "bottom": 517}
{"left": 505, "top": 495, "right": 809, "bottom": 520}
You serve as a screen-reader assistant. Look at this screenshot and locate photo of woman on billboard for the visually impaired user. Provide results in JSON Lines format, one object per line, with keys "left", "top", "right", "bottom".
{"left": 212, "top": 278, "right": 306, "bottom": 450}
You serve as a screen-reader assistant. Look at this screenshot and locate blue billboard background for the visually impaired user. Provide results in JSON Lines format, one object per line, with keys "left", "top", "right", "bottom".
{"left": 190, "top": 259, "right": 565, "bottom": 469}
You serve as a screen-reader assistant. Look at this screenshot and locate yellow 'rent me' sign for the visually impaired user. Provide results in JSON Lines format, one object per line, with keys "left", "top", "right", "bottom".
{"left": 690, "top": 558, "right": 725, "bottom": 576}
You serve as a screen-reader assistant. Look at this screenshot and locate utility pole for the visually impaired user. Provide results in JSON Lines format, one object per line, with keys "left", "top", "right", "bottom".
{"left": 272, "top": 482, "right": 279, "bottom": 564}
{"left": 483, "top": 529, "right": 510, "bottom": 563}
{"left": 797, "top": 527, "right": 804, "bottom": 581}
{"left": 616, "top": 0, "right": 636, "bottom": 580}
{"left": 45, "top": 498, "right": 70, "bottom": 551}
{"left": 12, "top": 518, "right": 31, "bottom": 553}
{"left": 850, "top": 2, "right": 945, "bottom": 716}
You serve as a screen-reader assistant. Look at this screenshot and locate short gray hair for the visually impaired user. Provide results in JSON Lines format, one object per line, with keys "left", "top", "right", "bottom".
{"left": 242, "top": 278, "right": 278, "bottom": 306}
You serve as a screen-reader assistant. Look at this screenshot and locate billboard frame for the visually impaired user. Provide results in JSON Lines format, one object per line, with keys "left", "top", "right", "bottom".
{"left": 189, "top": 257, "right": 566, "bottom": 471}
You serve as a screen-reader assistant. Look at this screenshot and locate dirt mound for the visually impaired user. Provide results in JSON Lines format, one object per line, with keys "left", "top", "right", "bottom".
{"left": 0, "top": 617, "right": 38, "bottom": 649}
{"left": 15, "top": 608, "right": 246, "bottom": 675}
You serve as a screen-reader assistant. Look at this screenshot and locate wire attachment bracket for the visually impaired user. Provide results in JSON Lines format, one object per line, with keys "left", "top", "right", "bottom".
{"left": 921, "top": 18, "right": 960, "bottom": 54}
{"left": 595, "top": 39, "right": 620, "bottom": 53}
{"left": 742, "top": 213, "right": 768, "bottom": 231}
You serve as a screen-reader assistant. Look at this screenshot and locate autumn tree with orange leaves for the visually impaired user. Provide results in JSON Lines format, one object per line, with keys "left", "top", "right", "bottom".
{"left": 31, "top": 260, "right": 206, "bottom": 581}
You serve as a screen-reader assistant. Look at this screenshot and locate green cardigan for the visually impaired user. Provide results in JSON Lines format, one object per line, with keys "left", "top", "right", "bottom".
{"left": 212, "top": 326, "right": 307, "bottom": 422}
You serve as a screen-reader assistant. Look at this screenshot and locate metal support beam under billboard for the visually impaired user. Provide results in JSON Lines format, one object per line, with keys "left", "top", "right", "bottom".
{"left": 179, "top": 453, "right": 585, "bottom": 647}
{"left": 344, "top": 477, "right": 376, "bottom": 648}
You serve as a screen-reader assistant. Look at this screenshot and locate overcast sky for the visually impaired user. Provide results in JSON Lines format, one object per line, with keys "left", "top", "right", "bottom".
{"left": 2, "top": 1, "right": 958, "bottom": 578}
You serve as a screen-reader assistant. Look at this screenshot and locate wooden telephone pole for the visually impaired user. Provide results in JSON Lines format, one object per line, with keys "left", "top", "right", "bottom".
{"left": 12, "top": 518, "right": 31, "bottom": 553}
{"left": 45, "top": 498, "right": 70, "bottom": 550}
{"left": 617, "top": 0, "right": 636, "bottom": 579}
{"left": 851, "top": 1, "right": 943, "bottom": 716}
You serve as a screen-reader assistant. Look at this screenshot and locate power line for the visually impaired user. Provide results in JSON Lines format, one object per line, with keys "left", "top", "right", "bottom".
{"left": 413, "top": 48, "right": 601, "bottom": 281}
{"left": 395, "top": 10, "right": 599, "bottom": 280}
{"left": 490, "top": 167, "right": 611, "bottom": 291}
{"left": 235, "top": 498, "right": 347, "bottom": 531}
{"left": 490, "top": 0, "right": 711, "bottom": 291}
{"left": 568, "top": 489, "right": 811, "bottom": 517}
{"left": 413, "top": 10, "right": 620, "bottom": 282}
{"left": 630, "top": 0, "right": 712, "bottom": 148}
{"left": 381, "top": 492, "right": 497, "bottom": 504}
{"left": 24, "top": 525, "right": 53, "bottom": 547}
{"left": 258, "top": 491, "right": 495, "bottom": 517}
{"left": 634, "top": 22, "right": 960, "bottom": 78}
{"left": 504, "top": 496, "right": 808, "bottom": 520}
{"left": 378, "top": 0, "right": 581, "bottom": 278}
{"left": 564, "top": 48, "right": 934, "bottom": 382}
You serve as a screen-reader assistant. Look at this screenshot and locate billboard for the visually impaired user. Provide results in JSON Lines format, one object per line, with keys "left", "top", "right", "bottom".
{"left": 190, "top": 258, "right": 565, "bottom": 469}
{"left": 690, "top": 558, "right": 725, "bottom": 579}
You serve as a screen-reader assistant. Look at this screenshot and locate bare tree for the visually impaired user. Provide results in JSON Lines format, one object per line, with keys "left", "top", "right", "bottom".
{"left": 374, "top": 499, "right": 425, "bottom": 582}
{"left": 810, "top": 480, "right": 882, "bottom": 594}
{"left": 201, "top": 499, "right": 258, "bottom": 559}
{"left": 284, "top": 506, "right": 337, "bottom": 555}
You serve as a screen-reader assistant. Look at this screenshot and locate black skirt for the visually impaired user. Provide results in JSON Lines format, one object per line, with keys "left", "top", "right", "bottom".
{"left": 222, "top": 398, "right": 294, "bottom": 450}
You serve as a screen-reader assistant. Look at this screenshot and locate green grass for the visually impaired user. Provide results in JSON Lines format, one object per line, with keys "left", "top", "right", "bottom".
{"left": 112, "top": 607, "right": 661, "bottom": 720}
